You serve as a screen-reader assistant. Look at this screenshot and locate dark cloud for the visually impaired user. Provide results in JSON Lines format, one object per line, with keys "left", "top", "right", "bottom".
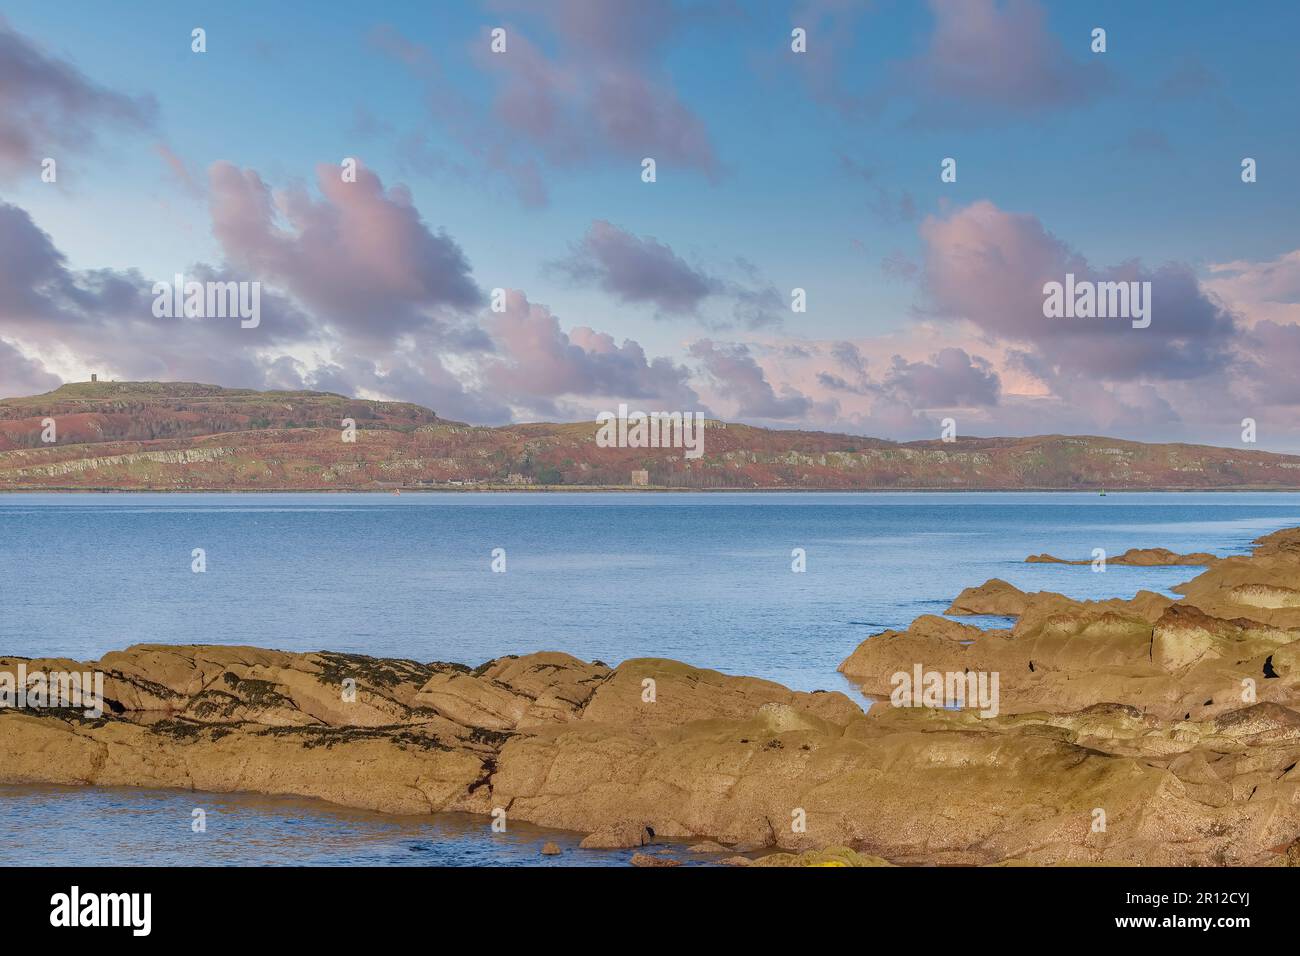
{"left": 832, "top": 341, "right": 868, "bottom": 377}
{"left": 0, "top": 18, "right": 155, "bottom": 180}
{"left": 554, "top": 220, "right": 783, "bottom": 328}
{"left": 553, "top": 220, "right": 719, "bottom": 315}
{"left": 0, "top": 338, "right": 59, "bottom": 397}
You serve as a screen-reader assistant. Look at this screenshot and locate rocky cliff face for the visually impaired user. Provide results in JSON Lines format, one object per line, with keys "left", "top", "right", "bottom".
{"left": 5, "top": 528, "right": 1300, "bottom": 865}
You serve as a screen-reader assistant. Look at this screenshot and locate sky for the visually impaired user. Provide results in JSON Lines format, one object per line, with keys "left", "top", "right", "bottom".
{"left": 1, "top": 0, "right": 1299, "bottom": 449}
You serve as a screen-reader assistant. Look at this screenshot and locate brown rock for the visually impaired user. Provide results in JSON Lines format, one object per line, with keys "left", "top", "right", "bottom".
{"left": 10, "top": 524, "right": 1300, "bottom": 867}
{"left": 578, "top": 821, "right": 655, "bottom": 849}
{"left": 1027, "top": 548, "right": 1217, "bottom": 567}
{"left": 630, "top": 852, "right": 680, "bottom": 867}
{"left": 945, "top": 578, "right": 1030, "bottom": 616}
{"left": 686, "top": 841, "right": 730, "bottom": 853}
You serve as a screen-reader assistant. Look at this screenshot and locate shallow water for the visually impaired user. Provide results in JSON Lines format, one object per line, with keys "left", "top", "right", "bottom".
{"left": 0, "top": 783, "right": 713, "bottom": 866}
{"left": 2, "top": 491, "right": 1298, "bottom": 864}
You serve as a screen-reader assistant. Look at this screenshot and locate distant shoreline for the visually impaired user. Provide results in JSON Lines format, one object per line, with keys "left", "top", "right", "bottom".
{"left": 5, "top": 486, "right": 1300, "bottom": 495}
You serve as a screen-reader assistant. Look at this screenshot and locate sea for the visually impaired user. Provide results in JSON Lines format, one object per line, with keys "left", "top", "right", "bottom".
{"left": 2, "top": 491, "right": 1298, "bottom": 865}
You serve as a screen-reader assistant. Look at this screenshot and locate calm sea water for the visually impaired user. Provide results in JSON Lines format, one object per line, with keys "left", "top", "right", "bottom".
{"left": 3, "top": 491, "right": 1299, "bottom": 865}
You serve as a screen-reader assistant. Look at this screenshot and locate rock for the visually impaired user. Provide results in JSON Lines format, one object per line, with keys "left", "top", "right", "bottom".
{"left": 578, "top": 822, "right": 655, "bottom": 849}
{"left": 1285, "top": 838, "right": 1300, "bottom": 867}
{"left": 752, "top": 847, "right": 895, "bottom": 867}
{"left": 686, "top": 841, "right": 730, "bottom": 853}
{"left": 945, "top": 578, "right": 1030, "bottom": 616}
{"left": 540, "top": 842, "right": 562, "bottom": 856}
{"left": 630, "top": 852, "right": 680, "bottom": 867}
{"left": 9, "top": 524, "right": 1300, "bottom": 866}
{"left": 1027, "top": 548, "right": 1217, "bottom": 567}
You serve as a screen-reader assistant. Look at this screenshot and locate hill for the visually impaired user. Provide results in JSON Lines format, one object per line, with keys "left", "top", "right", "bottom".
{"left": 2, "top": 381, "right": 1299, "bottom": 491}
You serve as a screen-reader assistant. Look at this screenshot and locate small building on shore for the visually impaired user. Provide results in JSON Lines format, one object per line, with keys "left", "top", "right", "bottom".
{"left": 630, "top": 469, "right": 649, "bottom": 486}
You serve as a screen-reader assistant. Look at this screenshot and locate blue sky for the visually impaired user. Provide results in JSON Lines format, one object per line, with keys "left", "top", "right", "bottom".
{"left": 2, "top": 0, "right": 1299, "bottom": 448}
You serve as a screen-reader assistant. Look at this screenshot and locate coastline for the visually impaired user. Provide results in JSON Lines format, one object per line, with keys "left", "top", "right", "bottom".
{"left": 6, "top": 523, "right": 1300, "bottom": 866}
{"left": 5, "top": 485, "right": 1300, "bottom": 494}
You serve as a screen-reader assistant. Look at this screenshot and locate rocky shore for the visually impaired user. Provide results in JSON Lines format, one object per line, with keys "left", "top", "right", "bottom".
{"left": 5, "top": 527, "right": 1300, "bottom": 865}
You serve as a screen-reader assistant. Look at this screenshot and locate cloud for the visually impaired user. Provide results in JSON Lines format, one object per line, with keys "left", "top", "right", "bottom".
{"left": 899, "top": 0, "right": 1111, "bottom": 126}
{"left": 883, "top": 348, "right": 1001, "bottom": 407}
{"left": 1157, "top": 57, "right": 1219, "bottom": 100}
{"left": 372, "top": 4, "right": 718, "bottom": 206}
{"left": 0, "top": 189, "right": 704, "bottom": 427}
{"left": 0, "top": 18, "right": 155, "bottom": 180}
{"left": 868, "top": 187, "right": 917, "bottom": 224}
{"left": 918, "top": 200, "right": 1239, "bottom": 382}
{"left": 1205, "top": 250, "right": 1300, "bottom": 327}
{"left": 553, "top": 220, "right": 783, "bottom": 328}
{"left": 208, "top": 161, "right": 483, "bottom": 344}
{"left": 479, "top": 289, "right": 702, "bottom": 418}
{"left": 0, "top": 196, "right": 324, "bottom": 387}
{"left": 154, "top": 143, "right": 202, "bottom": 198}
{"left": 1239, "top": 320, "right": 1300, "bottom": 406}
{"left": 782, "top": 0, "right": 881, "bottom": 118}
{"left": 689, "top": 338, "right": 813, "bottom": 419}
{"left": 488, "top": 0, "right": 717, "bottom": 172}
{"left": 0, "top": 338, "right": 59, "bottom": 397}
{"left": 554, "top": 220, "right": 718, "bottom": 315}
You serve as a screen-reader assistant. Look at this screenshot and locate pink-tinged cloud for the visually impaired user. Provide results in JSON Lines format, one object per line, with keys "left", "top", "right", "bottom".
{"left": 154, "top": 143, "right": 202, "bottom": 198}
{"left": 919, "top": 200, "right": 1238, "bottom": 381}
{"left": 884, "top": 348, "right": 1001, "bottom": 407}
{"left": 900, "top": 0, "right": 1110, "bottom": 125}
{"left": 373, "top": 5, "right": 718, "bottom": 207}
{"left": 1239, "top": 320, "right": 1300, "bottom": 406}
{"left": 1205, "top": 250, "right": 1300, "bottom": 327}
{"left": 0, "top": 18, "right": 155, "bottom": 180}
{"left": 689, "top": 338, "right": 814, "bottom": 420}
{"left": 208, "top": 161, "right": 483, "bottom": 344}
{"left": 480, "top": 290, "right": 701, "bottom": 418}
{"left": 487, "top": 0, "right": 718, "bottom": 174}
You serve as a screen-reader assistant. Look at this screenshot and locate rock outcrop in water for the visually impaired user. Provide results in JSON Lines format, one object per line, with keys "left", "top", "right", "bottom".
{"left": 4, "top": 528, "right": 1300, "bottom": 865}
